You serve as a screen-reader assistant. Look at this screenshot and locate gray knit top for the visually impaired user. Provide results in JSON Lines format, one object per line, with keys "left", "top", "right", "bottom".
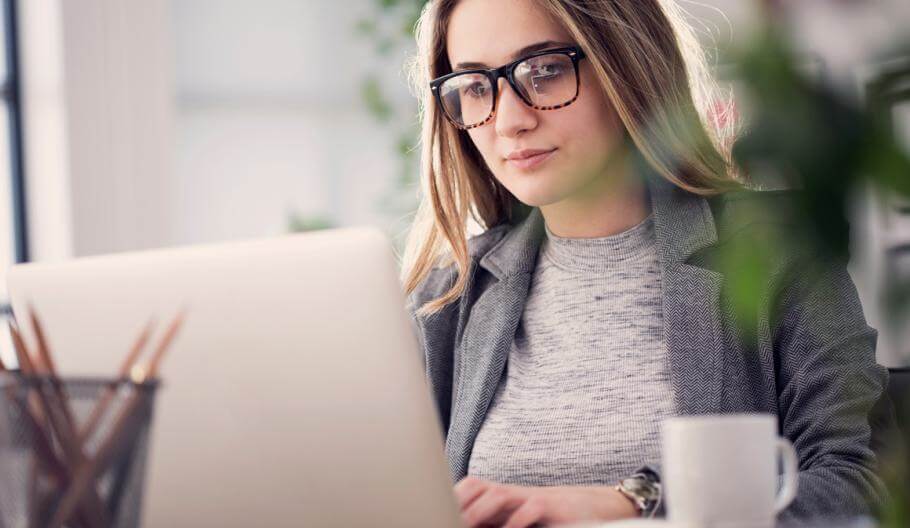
{"left": 466, "top": 212, "right": 676, "bottom": 486}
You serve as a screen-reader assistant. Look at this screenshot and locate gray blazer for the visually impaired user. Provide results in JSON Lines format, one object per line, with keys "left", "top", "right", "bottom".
{"left": 406, "top": 173, "right": 890, "bottom": 522}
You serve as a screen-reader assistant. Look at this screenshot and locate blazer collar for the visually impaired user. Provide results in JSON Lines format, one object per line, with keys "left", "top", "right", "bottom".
{"left": 478, "top": 168, "right": 719, "bottom": 279}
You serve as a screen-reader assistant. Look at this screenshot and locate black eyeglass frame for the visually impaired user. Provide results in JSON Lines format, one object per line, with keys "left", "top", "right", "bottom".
{"left": 430, "top": 45, "right": 588, "bottom": 130}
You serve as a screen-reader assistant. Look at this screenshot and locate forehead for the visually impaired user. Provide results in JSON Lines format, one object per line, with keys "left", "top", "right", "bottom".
{"left": 446, "top": 0, "right": 573, "bottom": 67}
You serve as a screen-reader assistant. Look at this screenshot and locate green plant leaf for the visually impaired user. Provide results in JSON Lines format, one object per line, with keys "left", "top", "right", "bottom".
{"left": 360, "top": 75, "right": 393, "bottom": 122}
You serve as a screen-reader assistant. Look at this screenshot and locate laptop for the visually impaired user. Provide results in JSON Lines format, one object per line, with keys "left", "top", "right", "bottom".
{"left": 6, "top": 227, "right": 462, "bottom": 527}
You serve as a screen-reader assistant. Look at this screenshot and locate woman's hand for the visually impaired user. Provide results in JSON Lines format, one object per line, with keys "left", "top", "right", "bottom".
{"left": 453, "top": 475, "right": 638, "bottom": 528}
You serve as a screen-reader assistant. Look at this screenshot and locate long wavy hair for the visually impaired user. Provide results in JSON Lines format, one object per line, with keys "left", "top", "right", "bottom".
{"left": 402, "top": 0, "right": 746, "bottom": 317}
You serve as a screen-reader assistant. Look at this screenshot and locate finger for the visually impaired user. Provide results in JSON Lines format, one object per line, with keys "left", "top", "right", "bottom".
{"left": 454, "top": 476, "right": 489, "bottom": 510}
{"left": 461, "top": 486, "right": 522, "bottom": 528}
{"left": 503, "top": 496, "right": 547, "bottom": 528}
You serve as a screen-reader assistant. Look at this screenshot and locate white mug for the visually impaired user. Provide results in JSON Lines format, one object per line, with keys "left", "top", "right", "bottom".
{"left": 661, "top": 413, "right": 798, "bottom": 528}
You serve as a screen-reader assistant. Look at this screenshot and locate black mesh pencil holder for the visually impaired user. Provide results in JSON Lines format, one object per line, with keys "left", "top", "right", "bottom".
{"left": 0, "top": 374, "right": 159, "bottom": 528}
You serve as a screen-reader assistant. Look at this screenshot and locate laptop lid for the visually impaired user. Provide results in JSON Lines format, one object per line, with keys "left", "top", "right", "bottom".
{"left": 7, "top": 227, "right": 461, "bottom": 527}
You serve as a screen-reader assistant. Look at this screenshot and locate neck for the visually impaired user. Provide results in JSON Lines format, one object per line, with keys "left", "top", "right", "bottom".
{"left": 540, "top": 152, "right": 651, "bottom": 239}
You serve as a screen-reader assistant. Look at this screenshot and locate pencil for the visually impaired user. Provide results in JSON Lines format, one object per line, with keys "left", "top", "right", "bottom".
{"left": 12, "top": 317, "right": 109, "bottom": 528}
{"left": 79, "top": 318, "right": 156, "bottom": 443}
{"left": 48, "top": 310, "right": 185, "bottom": 528}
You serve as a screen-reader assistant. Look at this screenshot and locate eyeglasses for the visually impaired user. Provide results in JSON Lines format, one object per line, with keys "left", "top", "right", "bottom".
{"left": 430, "top": 46, "right": 587, "bottom": 130}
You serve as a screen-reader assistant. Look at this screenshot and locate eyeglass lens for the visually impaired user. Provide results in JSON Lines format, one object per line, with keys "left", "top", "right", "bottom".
{"left": 438, "top": 52, "right": 577, "bottom": 128}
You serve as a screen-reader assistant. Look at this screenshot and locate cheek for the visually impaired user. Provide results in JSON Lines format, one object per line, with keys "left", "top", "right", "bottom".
{"left": 572, "top": 65, "right": 622, "bottom": 134}
{"left": 578, "top": 83, "right": 621, "bottom": 137}
{"left": 467, "top": 129, "right": 500, "bottom": 169}
{"left": 566, "top": 90, "right": 625, "bottom": 164}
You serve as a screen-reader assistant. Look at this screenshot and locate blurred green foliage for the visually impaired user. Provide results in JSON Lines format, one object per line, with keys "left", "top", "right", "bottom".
{"left": 355, "top": 0, "right": 431, "bottom": 248}
{"left": 287, "top": 211, "right": 335, "bottom": 233}
{"left": 717, "top": 23, "right": 910, "bottom": 340}
{"left": 286, "top": 0, "right": 428, "bottom": 235}
{"left": 720, "top": 18, "right": 910, "bottom": 526}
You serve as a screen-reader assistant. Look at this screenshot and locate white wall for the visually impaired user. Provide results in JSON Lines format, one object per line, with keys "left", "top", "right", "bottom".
{"left": 15, "top": 0, "right": 910, "bottom": 364}
{"left": 20, "top": 0, "right": 415, "bottom": 254}
{"left": 172, "top": 0, "right": 415, "bottom": 246}
{"left": 20, "top": 0, "right": 174, "bottom": 259}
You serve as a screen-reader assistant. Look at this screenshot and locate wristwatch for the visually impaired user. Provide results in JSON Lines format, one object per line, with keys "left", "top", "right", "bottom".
{"left": 614, "top": 469, "right": 661, "bottom": 518}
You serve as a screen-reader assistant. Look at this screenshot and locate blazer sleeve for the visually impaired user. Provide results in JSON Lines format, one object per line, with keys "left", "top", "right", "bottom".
{"left": 771, "top": 252, "right": 891, "bottom": 522}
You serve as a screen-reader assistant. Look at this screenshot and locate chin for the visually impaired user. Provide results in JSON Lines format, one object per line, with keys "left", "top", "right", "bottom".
{"left": 506, "top": 184, "right": 566, "bottom": 208}
{"left": 497, "top": 164, "right": 578, "bottom": 208}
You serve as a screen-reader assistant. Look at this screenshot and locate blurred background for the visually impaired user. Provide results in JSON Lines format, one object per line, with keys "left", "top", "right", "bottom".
{"left": 0, "top": 0, "right": 908, "bottom": 367}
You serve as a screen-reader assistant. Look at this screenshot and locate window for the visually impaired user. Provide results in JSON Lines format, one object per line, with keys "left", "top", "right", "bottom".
{"left": 0, "top": 0, "right": 26, "bottom": 285}
{"left": 0, "top": 0, "right": 27, "bottom": 339}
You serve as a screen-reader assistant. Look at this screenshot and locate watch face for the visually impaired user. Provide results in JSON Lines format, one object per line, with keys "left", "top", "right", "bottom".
{"left": 623, "top": 477, "right": 658, "bottom": 502}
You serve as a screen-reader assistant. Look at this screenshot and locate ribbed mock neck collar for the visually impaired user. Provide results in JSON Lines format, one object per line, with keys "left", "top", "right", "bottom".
{"left": 541, "top": 212, "right": 655, "bottom": 272}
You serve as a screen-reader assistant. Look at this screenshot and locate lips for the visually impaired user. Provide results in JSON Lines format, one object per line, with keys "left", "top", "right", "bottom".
{"left": 506, "top": 148, "right": 556, "bottom": 161}
{"left": 505, "top": 148, "right": 557, "bottom": 170}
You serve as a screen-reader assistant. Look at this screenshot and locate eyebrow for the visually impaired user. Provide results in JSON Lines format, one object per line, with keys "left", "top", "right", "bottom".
{"left": 453, "top": 40, "right": 575, "bottom": 71}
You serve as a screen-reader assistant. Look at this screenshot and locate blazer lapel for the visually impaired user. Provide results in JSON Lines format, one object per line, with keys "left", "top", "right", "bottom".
{"left": 444, "top": 208, "right": 545, "bottom": 480}
{"left": 444, "top": 170, "right": 727, "bottom": 481}
{"left": 648, "top": 175, "right": 726, "bottom": 416}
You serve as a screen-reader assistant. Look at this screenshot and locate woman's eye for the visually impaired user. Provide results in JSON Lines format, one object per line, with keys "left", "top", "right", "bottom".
{"left": 535, "top": 64, "right": 563, "bottom": 78}
{"left": 463, "top": 83, "right": 487, "bottom": 98}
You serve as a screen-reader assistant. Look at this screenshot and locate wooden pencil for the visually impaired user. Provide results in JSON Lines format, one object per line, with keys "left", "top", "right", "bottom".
{"left": 12, "top": 317, "right": 109, "bottom": 528}
{"left": 79, "top": 318, "right": 156, "bottom": 444}
{"left": 49, "top": 311, "right": 184, "bottom": 528}
{"left": 4, "top": 307, "right": 185, "bottom": 528}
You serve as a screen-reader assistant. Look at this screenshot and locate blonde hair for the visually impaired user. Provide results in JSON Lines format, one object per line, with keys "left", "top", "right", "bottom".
{"left": 402, "top": 0, "right": 745, "bottom": 317}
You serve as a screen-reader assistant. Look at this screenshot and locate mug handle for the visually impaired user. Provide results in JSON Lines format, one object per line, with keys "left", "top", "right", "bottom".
{"left": 774, "top": 437, "right": 799, "bottom": 513}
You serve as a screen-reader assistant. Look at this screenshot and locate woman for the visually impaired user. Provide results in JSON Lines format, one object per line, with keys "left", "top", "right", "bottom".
{"left": 401, "top": 0, "right": 890, "bottom": 526}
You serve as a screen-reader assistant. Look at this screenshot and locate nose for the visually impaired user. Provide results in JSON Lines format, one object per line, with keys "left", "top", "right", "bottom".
{"left": 493, "top": 77, "right": 537, "bottom": 138}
